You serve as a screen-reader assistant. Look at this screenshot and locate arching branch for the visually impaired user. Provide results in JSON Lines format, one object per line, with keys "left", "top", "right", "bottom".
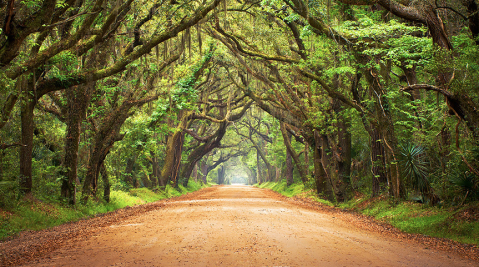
{"left": 401, "top": 84, "right": 452, "bottom": 97}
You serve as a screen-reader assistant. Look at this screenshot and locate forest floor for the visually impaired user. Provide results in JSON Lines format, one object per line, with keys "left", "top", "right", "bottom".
{"left": 1, "top": 185, "right": 478, "bottom": 266}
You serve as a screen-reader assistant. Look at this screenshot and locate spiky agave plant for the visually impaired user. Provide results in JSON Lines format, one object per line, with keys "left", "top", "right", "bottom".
{"left": 450, "top": 141, "right": 479, "bottom": 202}
{"left": 450, "top": 173, "right": 478, "bottom": 202}
{"left": 399, "top": 143, "right": 431, "bottom": 198}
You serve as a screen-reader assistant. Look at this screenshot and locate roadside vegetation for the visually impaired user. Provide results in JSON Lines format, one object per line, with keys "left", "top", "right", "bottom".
{"left": 341, "top": 197, "right": 479, "bottom": 246}
{"left": 0, "top": 181, "right": 210, "bottom": 241}
{"left": 257, "top": 181, "right": 334, "bottom": 206}
{"left": 258, "top": 180, "right": 479, "bottom": 246}
{"left": 1, "top": 0, "right": 479, "bottom": 250}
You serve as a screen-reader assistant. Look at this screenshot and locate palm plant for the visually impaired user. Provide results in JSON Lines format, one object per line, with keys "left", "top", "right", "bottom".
{"left": 450, "top": 173, "right": 478, "bottom": 203}
{"left": 399, "top": 143, "right": 433, "bottom": 200}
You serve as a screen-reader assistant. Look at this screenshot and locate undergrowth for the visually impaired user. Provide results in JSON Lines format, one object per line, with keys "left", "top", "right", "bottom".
{"left": 0, "top": 181, "right": 210, "bottom": 241}
{"left": 256, "top": 180, "right": 479, "bottom": 246}
{"left": 256, "top": 180, "right": 334, "bottom": 206}
{"left": 340, "top": 198, "right": 479, "bottom": 246}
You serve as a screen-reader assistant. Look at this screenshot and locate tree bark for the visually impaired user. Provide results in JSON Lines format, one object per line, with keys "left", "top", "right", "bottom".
{"left": 159, "top": 125, "right": 187, "bottom": 188}
{"left": 192, "top": 163, "right": 198, "bottom": 182}
{"left": 217, "top": 165, "right": 225, "bottom": 184}
{"left": 313, "top": 130, "right": 335, "bottom": 200}
{"left": 61, "top": 84, "right": 93, "bottom": 204}
{"left": 200, "top": 156, "right": 209, "bottom": 184}
{"left": 370, "top": 128, "right": 388, "bottom": 197}
{"left": 100, "top": 163, "right": 110, "bottom": 203}
{"left": 19, "top": 81, "right": 36, "bottom": 197}
{"left": 463, "top": 0, "right": 479, "bottom": 45}
{"left": 81, "top": 100, "right": 140, "bottom": 203}
{"left": 253, "top": 139, "right": 275, "bottom": 182}
{"left": 256, "top": 149, "right": 262, "bottom": 184}
{"left": 285, "top": 136, "right": 294, "bottom": 186}
{"left": 180, "top": 121, "right": 228, "bottom": 187}
{"left": 320, "top": 134, "right": 340, "bottom": 201}
{"left": 336, "top": 104, "right": 352, "bottom": 200}
{"left": 280, "top": 122, "right": 308, "bottom": 184}
{"left": 124, "top": 157, "right": 136, "bottom": 187}
{"left": 304, "top": 142, "right": 309, "bottom": 176}
{"left": 150, "top": 151, "right": 159, "bottom": 187}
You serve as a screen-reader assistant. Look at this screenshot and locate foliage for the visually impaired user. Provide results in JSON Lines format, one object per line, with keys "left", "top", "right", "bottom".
{"left": 340, "top": 198, "right": 479, "bottom": 246}
{"left": 450, "top": 173, "right": 479, "bottom": 202}
{"left": 257, "top": 180, "right": 334, "bottom": 206}
{"left": 2, "top": 0, "right": 479, "bottom": 248}
{"left": 0, "top": 180, "right": 208, "bottom": 241}
{"left": 172, "top": 43, "right": 216, "bottom": 110}
{"left": 399, "top": 143, "right": 430, "bottom": 196}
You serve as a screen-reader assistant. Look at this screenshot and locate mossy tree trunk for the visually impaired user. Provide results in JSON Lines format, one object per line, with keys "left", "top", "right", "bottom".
{"left": 159, "top": 111, "right": 190, "bottom": 188}
{"left": 313, "top": 130, "right": 335, "bottom": 201}
{"left": 61, "top": 83, "right": 94, "bottom": 205}
{"left": 280, "top": 122, "right": 308, "bottom": 184}
{"left": 19, "top": 85, "right": 36, "bottom": 197}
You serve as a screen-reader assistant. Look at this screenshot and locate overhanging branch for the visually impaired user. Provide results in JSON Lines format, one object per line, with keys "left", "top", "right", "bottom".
{"left": 401, "top": 84, "right": 452, "bottom": 97}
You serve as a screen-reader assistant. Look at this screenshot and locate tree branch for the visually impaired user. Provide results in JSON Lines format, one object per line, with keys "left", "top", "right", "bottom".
{"left": 0, "top": 143, "right": 26, "bottom": 150}
{"left": 401, "top": 84, "right": 452, "bottom": 97}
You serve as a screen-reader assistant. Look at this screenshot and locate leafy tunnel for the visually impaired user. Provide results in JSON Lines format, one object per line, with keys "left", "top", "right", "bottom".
{"left": 1, "top": 0, "right": 479, "bottom": 208}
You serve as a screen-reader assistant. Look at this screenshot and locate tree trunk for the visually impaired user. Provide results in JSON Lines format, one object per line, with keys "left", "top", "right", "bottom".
{"left": 320, "top": 134, "right": 340, "bottom": 201}
{"left": 0, "top": 151, "right": 3, "bottom": 181}
{"left": 244, "top": 165, "right": 256, "bottom": 185}
{"left": 285, "top": 141, "right": 294, "bottom": 186}
{"left": 280, "top": 123, "right": 308, "bottom": 183}
{"left": 313, "top": 130, "right": 335, "bottom": 200}
{"left": 192, "top": 163, "right": 198, "bottom": 182}
{"left": 61, "top": 84, "right": 92, "bottom": 205}
{"left": 464, "top": 0, "right": 479, "bottom": 45}
{"left": 304, "top": 142, "right": 309, "bottom": 176}
{"left": 60, "top": 109, "right": 81, "bottom": 204}
{"left": 82, "top": 144, "right": 102, "bottom": 201}
{"left": 361, "top": 54, "right": 404, "bottom": 198}
{"left": 217, "top": 165, "right": 225, "bottom": 184}
{"left": 159, "top": 112, "right": 190, "bottom": 187}
{"left": 180, "top": 122, "right": 228, "bottom": 187}
{"left": 19, "top": 91, "right": 35, "bottom": 197}
{"left": 82, "top": 136, "right": 119, "bottom": 203}
{"left": 81, "top": 112, "right": 127, "bottom": 204}
{"left": 370, "top": 128, "right": 388, "bottom": 197}
{"left": 256, "top": 150, "right": 262, "bottom": 184}
{"left": 150, "top": 151, "right": 159, "bottom": 187}
{"left": 336, "top": 107, "right": 352, "bottom": 200}
{"left": 253, "top": 141, "right": 275, "bottom": 182}
{"left": 124, "top": 157, "right": 136, "bottom": 187}
{"left": 159, "top": 129, "right": 185, "bottom": 188}
{"left": 200, "top": 158, "right": 208, "bottom": 184}
{"left": 100, "top": 163, "right": 110, "bottom": 203}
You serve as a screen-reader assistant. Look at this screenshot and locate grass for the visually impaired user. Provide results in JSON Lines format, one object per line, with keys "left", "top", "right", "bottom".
{"left": 256, "top": 180, "right": 479, "bottom": 246}
{"left": 0, "top": 181, "right": 211, "bottom": 241}
{"left": 256, "top": 180, "right": 334, "bottom": 206}
{"left": 340, "top": 198, "right": 479, "bottom": 246}
{"left": 256, "top": 180, "right": 305, "bottom": 197}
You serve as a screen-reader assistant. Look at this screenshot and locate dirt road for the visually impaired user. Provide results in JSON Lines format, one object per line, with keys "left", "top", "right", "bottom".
{"left": 6, "top": 186, "right": 479, "bottom": 266}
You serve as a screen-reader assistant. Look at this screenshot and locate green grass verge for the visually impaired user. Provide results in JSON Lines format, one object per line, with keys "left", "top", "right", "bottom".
{"left": 0, "top": 181, "right": 211, "bottom": 241}
{"left": 256, "top": 180, "right": 479, "bottom": 246}
{"left": 339, "top": 197, "right": 479, "bottom": 246}
{"left": 256, "top": 180, "right": 334, "bottom": 206}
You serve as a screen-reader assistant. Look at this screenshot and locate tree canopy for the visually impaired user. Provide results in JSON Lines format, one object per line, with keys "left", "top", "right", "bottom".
{"left": 1, "top": 0, "right": 479, "bottom": 206}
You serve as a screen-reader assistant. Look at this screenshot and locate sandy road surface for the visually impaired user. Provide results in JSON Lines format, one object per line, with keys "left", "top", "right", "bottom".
{"left": 7, "top": 186, "right": 479, "bottom": 266}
